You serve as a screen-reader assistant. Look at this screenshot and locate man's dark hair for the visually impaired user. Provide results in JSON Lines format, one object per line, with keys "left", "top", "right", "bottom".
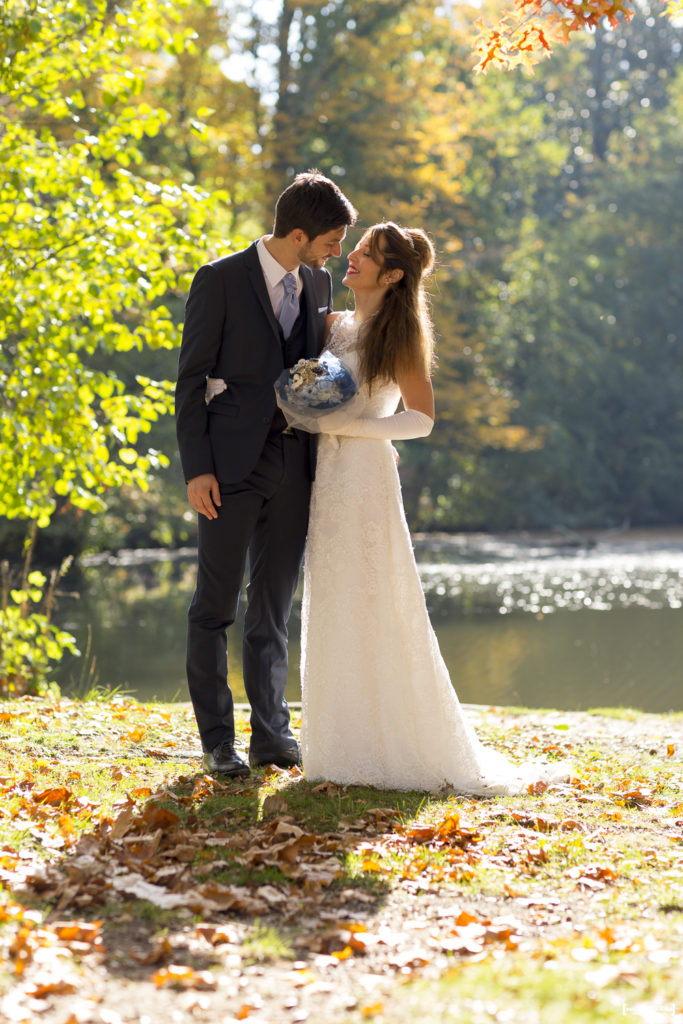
{"left": 273, "top": 170, "right": 357, "bottom": 239}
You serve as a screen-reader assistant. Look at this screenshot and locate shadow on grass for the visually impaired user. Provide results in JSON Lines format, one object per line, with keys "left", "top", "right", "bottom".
{"left": 12, "top": 766, "right": 431, "bottom": 980}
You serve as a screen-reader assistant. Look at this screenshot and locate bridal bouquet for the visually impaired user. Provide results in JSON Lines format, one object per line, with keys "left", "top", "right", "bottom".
{"left": 274, "top": 350, "right": 362, "bottom": 432}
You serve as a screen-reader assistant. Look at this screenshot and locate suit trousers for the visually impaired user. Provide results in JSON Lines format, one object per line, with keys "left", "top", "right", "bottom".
{"left": 186, "top": 432, "right": 311, "bottom": 755}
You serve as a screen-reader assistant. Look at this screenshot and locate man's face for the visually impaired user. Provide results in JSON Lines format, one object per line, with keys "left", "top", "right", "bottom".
{"left": 297, "top": 227, "right": 347, "bottom": 269}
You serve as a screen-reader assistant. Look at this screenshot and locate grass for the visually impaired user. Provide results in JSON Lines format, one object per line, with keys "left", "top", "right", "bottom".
{"left": 0, "top": 695, "right": 681, "bottom": 1023}
{"left": 241, "top": 921, "right": 296, "bottom": 962}
{"left": 348, "top": 955, "right": 683, "bottom": 1023}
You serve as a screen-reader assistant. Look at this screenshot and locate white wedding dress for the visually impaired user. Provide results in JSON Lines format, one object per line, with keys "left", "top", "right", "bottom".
{"left": 301, "top": 312, "right": 569, "bottom": 794}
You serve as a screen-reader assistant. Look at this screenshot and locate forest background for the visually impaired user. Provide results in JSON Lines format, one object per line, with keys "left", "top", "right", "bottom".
{"left": 1, "top": 0, "right": 682, "bottom": 567}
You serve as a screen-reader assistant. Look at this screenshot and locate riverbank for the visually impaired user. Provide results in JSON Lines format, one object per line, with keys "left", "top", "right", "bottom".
{"left": 57, "top": 529, "right": 683, "bottom": 713}
{"left": 1, "top": 697, "right": 681, "bottom": 1023}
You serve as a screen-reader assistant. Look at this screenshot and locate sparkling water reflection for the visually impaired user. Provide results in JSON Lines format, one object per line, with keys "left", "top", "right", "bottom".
{"left": 56, "top": 529, "right": 683, "bottom": 712}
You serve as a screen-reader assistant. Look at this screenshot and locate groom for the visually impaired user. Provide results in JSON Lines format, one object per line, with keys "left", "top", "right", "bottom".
{"left": 176, "top": 171, "right": 357, "bottom": 776}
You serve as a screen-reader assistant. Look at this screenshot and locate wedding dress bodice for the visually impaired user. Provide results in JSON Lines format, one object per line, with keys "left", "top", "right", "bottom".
{"left": 326, "top": 311, "right": 400, "bottom": 420}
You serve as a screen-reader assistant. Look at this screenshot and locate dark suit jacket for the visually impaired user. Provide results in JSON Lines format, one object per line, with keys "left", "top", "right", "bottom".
{"left": 175, "top": 241, "right": 333, "bottom": 484}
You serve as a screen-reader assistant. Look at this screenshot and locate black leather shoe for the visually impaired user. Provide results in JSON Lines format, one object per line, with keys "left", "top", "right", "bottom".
{"left": 203, "top": 742, "right": 250, "bottom": 777}
{"left": 249, "top": 742, "right": 301, "bottom": 769}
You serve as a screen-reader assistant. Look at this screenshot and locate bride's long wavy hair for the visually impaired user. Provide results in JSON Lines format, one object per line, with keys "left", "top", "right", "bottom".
{"left": 357, "top": 222, "right": 435, "bottom": 388}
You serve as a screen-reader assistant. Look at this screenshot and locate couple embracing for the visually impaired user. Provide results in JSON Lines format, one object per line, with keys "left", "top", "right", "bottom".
{"left": 176, "top": 171, "right": 568, "bottom": 795}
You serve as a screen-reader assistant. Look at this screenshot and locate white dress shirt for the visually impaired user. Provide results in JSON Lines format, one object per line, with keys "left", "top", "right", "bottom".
{"left": 256, "top": 237, "right": 303, "bottom": 318}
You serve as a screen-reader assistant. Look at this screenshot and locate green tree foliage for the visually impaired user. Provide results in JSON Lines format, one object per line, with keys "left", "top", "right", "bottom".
{"left": 0, "top": 0, "right": 238, "bottom": 691}
{"left": 70, "top": 0, "right": 266, "bottom": 554}
{"left": 461, "top": 16, "right": 683, "bottom": 529}
{"left": 234, "top": 1, "right": 470, "bottom": 256}
{"left": 0, "top": 0, "right": 225, "bottom": 530}
{"left": 134, "top": 0, "right": 265, "bottom": 229}
{"left": 0, "top": 554, "right": 78, "bottom": 698}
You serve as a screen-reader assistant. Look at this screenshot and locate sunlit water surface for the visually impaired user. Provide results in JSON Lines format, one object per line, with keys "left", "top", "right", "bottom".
{"left": 56, "top": 529, "right": 683, "bottom": 712}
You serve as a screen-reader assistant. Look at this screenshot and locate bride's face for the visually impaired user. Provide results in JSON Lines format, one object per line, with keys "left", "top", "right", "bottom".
{"left": 342, "top": 234, "right": 386, "bottom": 294}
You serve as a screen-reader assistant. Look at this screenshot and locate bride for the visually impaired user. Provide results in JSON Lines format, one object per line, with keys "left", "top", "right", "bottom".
{"left": 300, "top": 222, "right": 569, "bottom": 794}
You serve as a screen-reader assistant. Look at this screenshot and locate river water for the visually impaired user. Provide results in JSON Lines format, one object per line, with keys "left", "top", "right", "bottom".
{"left": 56, "top": 528, "right": 683, "bottom": 712}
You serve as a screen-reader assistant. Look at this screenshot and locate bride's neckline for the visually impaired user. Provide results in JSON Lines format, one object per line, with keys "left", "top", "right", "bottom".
{"left": 342, "top": 309, "right": 377, "bottom": 328}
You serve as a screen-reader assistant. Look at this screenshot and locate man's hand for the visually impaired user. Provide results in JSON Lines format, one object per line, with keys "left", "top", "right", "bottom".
{"left": 187, "top": 473, "right": 221, "bottom": 520}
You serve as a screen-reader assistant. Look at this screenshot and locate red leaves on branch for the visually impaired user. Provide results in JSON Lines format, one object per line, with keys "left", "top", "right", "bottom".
{"left": 473, "top": 0, "right": 643, "bottom": 73}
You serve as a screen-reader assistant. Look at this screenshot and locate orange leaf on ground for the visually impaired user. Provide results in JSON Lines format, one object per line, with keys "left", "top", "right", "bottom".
{"left": 141, "top": 804, "right": 181, "bottom": 829}
{"left": 57, "top": 814, "right": 76, "bottom": 837}
{"left": 312, "top": 781, "right": 346, "bottom": 796}
{"left": 192, "top": 775, "right": 217, "bottom": 799}
{"left": 404, "top": 826, "right": 437, "bottom": 842}
{"left": 196, "top": 923, "right": 239, "bottom": 945}
{"left": 455, "top": 910, "right": 480, "bottom": 926}
{"left": 152, "top": 964, "right": 216, "bottom": 989}
{"left": 25, "top": 977, "right": 78, "bottom": 998}
{"left": 109, "top": 803, "right": 136, "bottom": 839}
{"left": 236, "top": 1004, "right": 260, "bottom": 1019}
{"left": 262, "top": 793, "right": 288, "bottom": 815}
{"left": 567, "top": 863, "right": 619, "bottom": 889}
{"left": 52, "top": 921, "right": 102, "bottom": 944}
{"left": 124, "top": 726, "right": 147, "bottom": 742}
{"left": 32, "top": 787, "right": 72, "bottom": 806}
{"left": 361, "top": 858, "right": 384, "bottom": 872}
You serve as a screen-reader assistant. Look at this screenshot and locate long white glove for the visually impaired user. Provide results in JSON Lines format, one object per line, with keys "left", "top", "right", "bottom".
{"left": 323, "top": 407, "right": 434, "bottom": 440}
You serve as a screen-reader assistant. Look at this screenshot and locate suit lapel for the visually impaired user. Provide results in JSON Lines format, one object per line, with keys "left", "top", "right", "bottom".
{"left": 300, "top": 266, "right": 322, "bottom": 358}
{"left": 244, "top": 242, "right": 281, "bottom": 341}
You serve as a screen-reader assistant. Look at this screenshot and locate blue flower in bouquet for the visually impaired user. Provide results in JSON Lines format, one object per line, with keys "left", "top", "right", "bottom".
{"left": 274, "top": 350, "right": 361, "bottom": 433}
{"left": 285, "top": 353, "right": 356, "bottom": 409}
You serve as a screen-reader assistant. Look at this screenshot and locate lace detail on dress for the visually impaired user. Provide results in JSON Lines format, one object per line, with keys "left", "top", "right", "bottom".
{"left": 327, "top": 310, "right": 360, "bottom": 359}
{"left": 300, "top": 314, "right": 571, "bottom": 794}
